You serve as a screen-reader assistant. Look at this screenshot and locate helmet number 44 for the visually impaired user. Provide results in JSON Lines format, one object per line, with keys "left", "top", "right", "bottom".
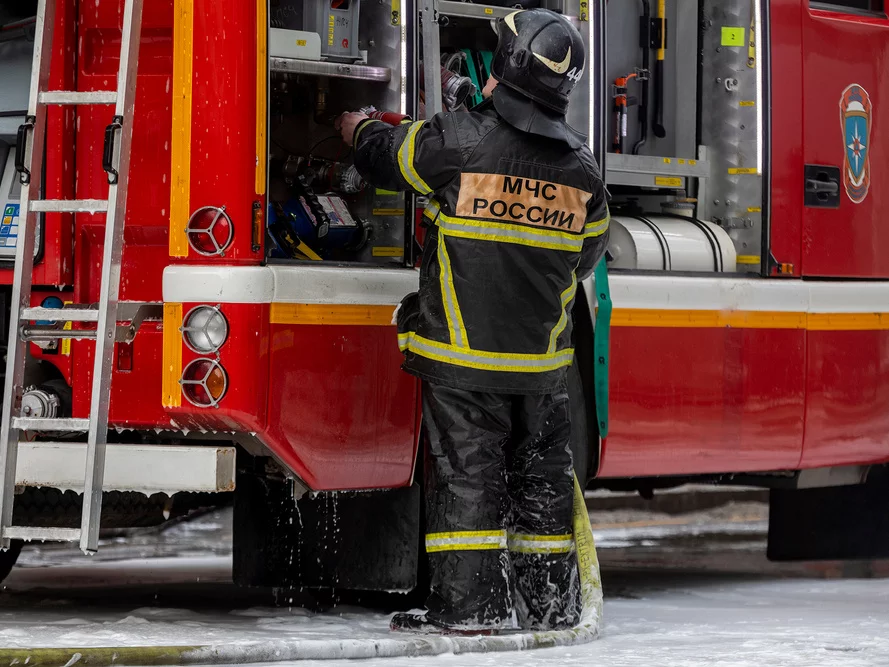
{"left": 566, "top": 67, "right": 583, "bottom": 83}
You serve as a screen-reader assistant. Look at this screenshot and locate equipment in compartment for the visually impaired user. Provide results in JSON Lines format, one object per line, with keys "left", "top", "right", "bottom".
{"left": 418, "top": 57, "right": 477, "bottom": 115}
{"left": 268, "top": 193, "right": 369, "bottom": 261}
{"left": 698, "top": 0, "right": 763, "bottom": 271}
{"left": 651, "top": 0, "right": 667, "bottom": 139}
{"left": 611, "top": 70, "right": 648, "bottom": 154}
{"left": 269, "top": 153, "right": 371, "bottom": 260}
{"left": 607, "top": 210, "right": 736, "bottom": 272}
{"left": 270, "top": 0, "right": 362, "bottom": 63}
{"left": 603, "top": 0, "right": 763, "bottom": 273}
{"left": 461, "top": 49, "right": 494, "bottom": 108}
{"left": 360, "top": 106, "right": 411, "bottom": 125}
{"left": 283, "top": 155, "right": 366, "bottom": 194}
{"left": 0, "top": 149, "right": 21, "bottom": 259}
{"left": 633, "top": 0, "right": 651, "bottom": 154}
{"left": 269, "top": 28, "right": 322, "bottom": 61}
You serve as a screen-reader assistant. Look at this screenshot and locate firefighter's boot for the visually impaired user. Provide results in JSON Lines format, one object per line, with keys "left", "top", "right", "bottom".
{"left": 507, "top": 385, "right": 581, "bottom": 631}
{"left": 421, "top": 381, "right": 513, "bottom": 631}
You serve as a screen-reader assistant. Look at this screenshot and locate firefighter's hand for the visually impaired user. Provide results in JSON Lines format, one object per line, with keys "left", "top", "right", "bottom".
{"left": 337, "top": 112, "right": 369, "bottom": 145}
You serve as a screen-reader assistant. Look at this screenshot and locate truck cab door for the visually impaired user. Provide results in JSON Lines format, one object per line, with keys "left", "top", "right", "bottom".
{"left": 801, "top": 0, "right": 889, "bottom": 277}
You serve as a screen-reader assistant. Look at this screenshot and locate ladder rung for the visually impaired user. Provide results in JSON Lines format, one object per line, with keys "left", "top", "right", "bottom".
{"left": 21, "top": 307, "right": 99, "bottom": 323}
{"left": 39, "top": 91, "right": 118, "bottom": 105}
{"left": 13, "top": 417, "right": 90, "bottom": 432}
{"left": 21, "top": 326, "right": 97, "bottom": 342}
{"left": 4, "top": 526, "right": 81, "bottom": 542}
{"left": 30, "top": 199, "right": 109, "bottom": 214}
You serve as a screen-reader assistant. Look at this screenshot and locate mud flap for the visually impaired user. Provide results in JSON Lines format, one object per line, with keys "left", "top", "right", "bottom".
{"left": 234, "top": 464, "right": 421, "bottom": 591}
{"left": 768, "top": 468, "right": 889, "bottom": 561}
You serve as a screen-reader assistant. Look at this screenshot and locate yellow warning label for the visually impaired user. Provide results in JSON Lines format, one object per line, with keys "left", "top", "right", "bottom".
{"left": 373, "top": 246, "right": 404, "bottom": 257}
{"left": 484, "top": 7, "right": 493, "bottom": 13}
{"left": 736, "top": 255, "right": 761, "bottom": 265}
{"left": 721, "top": 27, "right": 745, "bottom": 47}
{"left": 740, "top": 100, "right": 755, "bottom": 107}
{"left": 390, "top": 0, "right": 400, "bottom": 25}
{"left": 728, "top": 167, "right": 758, "bottom": 175}
{"left": 328, "top": 14, "right": 335, "bottom": 46}
{"left": 579, "top": 0, "right": 589, "bottom": 21}
{"left": 296, "top": 39, "right": 307, "bottom": 46}
{"left": 747, "top": 11, "right": 756, "bottom": 69}
{"left": 662, "top": 157, "right": 672, "bottom": 164}
{"left": 373, "top": 208, "right": 405, "bottom": 216}
{"left": 747, "top": 206, "right": 762, "bottom": 213}
{"left": 678, "top": 159, "right": 686, "bottom": 165}
{"left": 61, "top": 300, "right": 73, "bottom": 355}
{"left": 689, "top": 159, "right": 697, "bottom": 165}
{"left": 655, "top": 176, "right": 683, "bottom": 187}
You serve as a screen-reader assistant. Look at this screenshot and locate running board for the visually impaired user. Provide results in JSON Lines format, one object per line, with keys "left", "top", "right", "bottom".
{"left": 15, "top": 443, "right": 235, "bottom": 495}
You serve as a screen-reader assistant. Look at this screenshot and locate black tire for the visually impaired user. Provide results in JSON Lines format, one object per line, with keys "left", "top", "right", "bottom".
{"left": 0, "top": 540, "right": 23, "bottom": 585}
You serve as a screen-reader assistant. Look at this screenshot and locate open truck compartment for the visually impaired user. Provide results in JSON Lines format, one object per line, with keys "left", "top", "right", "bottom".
{"left": 602, "top": 0, "right": 763, "bottom": 274}
{"left": 0, "top": 10, "right": 38, "bottom": 265}
{"left": 266, "top": 0, "right": 410, "bottom": 265}
{"left": 264, "top": 0, "right": 582, "bottom": 267}
{"left": 263, "top": 0, "right": 765, "bottom": 275}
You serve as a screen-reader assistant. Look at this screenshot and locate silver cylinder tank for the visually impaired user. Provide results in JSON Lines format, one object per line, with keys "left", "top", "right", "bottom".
{"left": 607, "top": 215, "right": 738, "bottom": 272}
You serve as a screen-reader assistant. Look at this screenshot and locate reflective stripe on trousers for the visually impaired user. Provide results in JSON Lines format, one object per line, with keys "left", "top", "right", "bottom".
{"left": 425, "top": 529, "right": 507, "bottom": 553}
{"left": 508, "top": 532, "right": 575, "bottom": 555}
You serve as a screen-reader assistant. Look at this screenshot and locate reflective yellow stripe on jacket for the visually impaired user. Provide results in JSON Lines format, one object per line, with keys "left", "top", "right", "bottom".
{"left": 398, "top": 332, "right": 574, "bottom": 373}
{"left": 425, "top": 529, "right": 507, "bottom": 553}
{"left": 437, "top": 232, "right": 468, "bottom": 347}
{"left": 437, "top": 212, "right": 607, "bottom": 252}
{"left": 548, "top": 273, "right": 578, "bottom": 353}
{"left": 584, "top": 214, "right": 610, "bottom": 237}
{"left": 398, "top": 122, "right": 433, "bottom": 195}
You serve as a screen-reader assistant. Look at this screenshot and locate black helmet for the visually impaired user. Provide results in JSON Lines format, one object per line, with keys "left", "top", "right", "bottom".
{"left": 491, "top": 9, "right": 585, "bottom": 115}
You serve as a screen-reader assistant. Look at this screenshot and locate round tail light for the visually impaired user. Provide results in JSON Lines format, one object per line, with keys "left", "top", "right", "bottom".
{"left": 181, "top": 305, "right": 228, "bottom": 354}
{"left": 186, "top": 206, "right": 234, "bottom": 256}
{"left": 180, "top": 358, "right": 228, "bottom": 407}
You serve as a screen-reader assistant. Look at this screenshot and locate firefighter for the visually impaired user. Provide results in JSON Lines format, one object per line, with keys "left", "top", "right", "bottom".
{"left": 338, "top": 8, "right": 609, "bottom": 634}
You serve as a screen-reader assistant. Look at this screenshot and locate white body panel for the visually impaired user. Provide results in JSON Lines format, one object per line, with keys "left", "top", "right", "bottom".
{"left": 165, "top": 265, "right": 889, "bottom": 315}
{"left": 15, "top": 443, "right": 236, "bottom": 495}
{"left": 164, "top": 265, "right": 420, "bottom": 306}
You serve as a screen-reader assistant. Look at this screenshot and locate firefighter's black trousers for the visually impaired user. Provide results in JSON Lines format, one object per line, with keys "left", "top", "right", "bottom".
{"left": 422, "top": 380, "right": 580, "bottom": 630}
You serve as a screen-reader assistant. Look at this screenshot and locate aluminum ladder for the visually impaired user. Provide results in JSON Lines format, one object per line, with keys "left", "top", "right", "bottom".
{"left": 0, "top": 0, "right": 144, "bottom": 553}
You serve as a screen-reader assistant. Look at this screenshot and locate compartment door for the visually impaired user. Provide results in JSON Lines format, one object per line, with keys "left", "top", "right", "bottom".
{"left": 801, "top": 2, "right": 889, "bottom": 277}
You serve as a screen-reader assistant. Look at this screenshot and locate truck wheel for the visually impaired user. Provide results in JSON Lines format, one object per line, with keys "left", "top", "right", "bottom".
{"left": 769, "top": 465, "right": 889, "bottom": 561}
{"left": 0, "top": 540, "right": 23, "bottom": 584}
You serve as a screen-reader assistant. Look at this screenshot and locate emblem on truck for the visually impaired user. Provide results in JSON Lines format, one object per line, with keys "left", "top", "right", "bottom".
{"left": 839, "top": 84, "right": 872, "bottom": 204}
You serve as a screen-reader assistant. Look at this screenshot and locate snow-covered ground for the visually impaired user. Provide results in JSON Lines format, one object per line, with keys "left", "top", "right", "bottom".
{"left": 1, "top": 501, "right": 888, "bottom": 666}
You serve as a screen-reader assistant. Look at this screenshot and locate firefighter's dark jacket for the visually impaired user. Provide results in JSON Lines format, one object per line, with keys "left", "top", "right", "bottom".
{"left": 353, "top": 102, "right": 610, "bottom": 394}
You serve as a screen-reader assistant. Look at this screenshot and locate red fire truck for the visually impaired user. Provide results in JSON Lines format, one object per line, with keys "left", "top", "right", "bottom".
{"left": 0, "top": 0, "right": 886, "bottom": 589}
